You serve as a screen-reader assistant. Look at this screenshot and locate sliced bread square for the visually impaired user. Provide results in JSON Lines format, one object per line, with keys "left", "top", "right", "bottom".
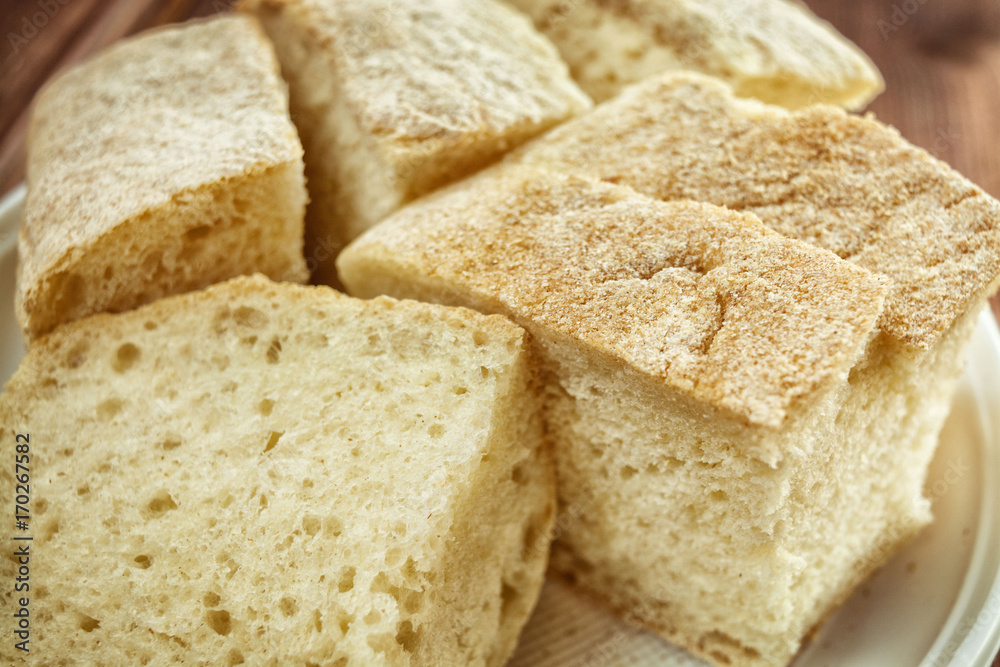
{"left": 0, "top": 275, "right": 554, "bottom": 666}
{"left": 16, "top": 15, "right": 309, "bottom": 343}
{"left": 337, "top": 168, "right": 983, "bottom": 667}
{"left": 503, "top": 0, "right": 883, "bottom": 107}
{"left": 239, "top": 0, "right": 592, "bottom": 285}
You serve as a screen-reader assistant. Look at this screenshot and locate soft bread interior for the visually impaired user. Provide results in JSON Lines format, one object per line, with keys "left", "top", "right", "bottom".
{"left": 0, "top": 277, "right": 554, "bottom": 666}
{"left": 18, "top": 162, "right": 307, "bottom": 341}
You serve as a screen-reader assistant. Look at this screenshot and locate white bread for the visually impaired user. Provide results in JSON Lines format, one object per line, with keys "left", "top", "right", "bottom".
{"left": 504, "top": 0, "right": 883, "bottom": 108}
{"left": 0, "top": 275, "right": 554, "bottom": 666}
{"left": 16, "top": 15, "right": 308, "bottom": 343}
{"left": 239, "top": 0, "right": 592, "bottom": 286}
{"left": 508, "top": 72, "right": 1000, "bottom": 351}
{"left": 337, "top": 169, "right": 983, "bottom": 666}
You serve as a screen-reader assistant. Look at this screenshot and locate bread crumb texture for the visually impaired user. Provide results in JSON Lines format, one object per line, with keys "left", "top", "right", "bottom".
{"left": 504, "top": 0, "right": 883, "bottom": 107}
{"left": 509, "top": 72, "right": 1000, "bottom": 350}
{"left": 0, "top": 276, "right": 554, "bottom": 666}
{"left": 17, "top": 15, "right": 308, "bottom": 340}
{"left": 339, "top": 169, "right": 887, "bottom": 429}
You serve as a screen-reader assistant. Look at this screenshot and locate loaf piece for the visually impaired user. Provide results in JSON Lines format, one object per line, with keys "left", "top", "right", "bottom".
{"left": 510, "top": 72, "right": 1000, "bottom": 351}
{"left": 338, "top": 169, "right": 980, "bottom": 666}
{"left": 0, "top": 276, "right": 553, "bottom": 666}
{"left": 16, "top": 15, "right": 308, "bottom": 343}
{"left": 504, "top": 0, "right": 883, "bottom": 107}
{"left": 240, "top": 0, "right": 592, "bottom": 285}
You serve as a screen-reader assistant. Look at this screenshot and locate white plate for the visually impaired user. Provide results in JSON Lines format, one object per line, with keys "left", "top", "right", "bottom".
{"left": 2, "top": 185, "right": 999, "bottom": 666}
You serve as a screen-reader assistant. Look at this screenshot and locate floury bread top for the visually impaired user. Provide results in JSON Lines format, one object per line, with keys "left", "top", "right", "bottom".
{"left": 505, "top": 73, "right": 1000, "bottom": 350}
{"left": 338, "top": 169, "right": 888, "bottom": 429}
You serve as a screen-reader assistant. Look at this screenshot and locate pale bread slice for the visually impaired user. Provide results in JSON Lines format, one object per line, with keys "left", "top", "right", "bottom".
{"left": 239, "top": 0, "right": 592, "bottom": 285}
{"left": 338, "top": 169, "right": 978, "bottom": 666}
{"left": 16, "top": 15, "right": 308, "bottom": 343}
{"left": 0, "top": 275, "right": 554, "bottom": 666}
{"left": 504, "top": 0, "right": 883, "bottom": 107}
{"left": 509, "top": 72, "right": 1000, "bottom": 351}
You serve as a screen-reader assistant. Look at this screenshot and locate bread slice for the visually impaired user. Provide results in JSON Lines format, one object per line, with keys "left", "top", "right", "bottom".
{"left": 239, "top": 0, "right": 592, "bottom": 286}
{"left": 0, "top": 275, "right": 554, "bottom": 666}
{"left": 503, "top": 0, "right": 883, "bottom": 108}
{"left": 337, "top": 169, "right": 982, "bottom": 666}
{"left": 509, "top": 72, "right": 1000, "bottom": 352}
{"left": 15, "top": 15, "right": 308, "bottom": 343}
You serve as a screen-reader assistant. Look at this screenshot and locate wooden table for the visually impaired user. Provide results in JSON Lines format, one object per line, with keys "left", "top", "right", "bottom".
{"left": 0, "top": 0, "right": 998, "bottom": 664}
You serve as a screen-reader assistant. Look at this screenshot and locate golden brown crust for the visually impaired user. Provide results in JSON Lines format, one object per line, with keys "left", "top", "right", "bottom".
{"left": 508, "top": 73, "right": 1000, "bottom": 349}
{"left": 339, "top": 169, "right": 887, "bottom": 428}
{"left": 239, "top": 0, "right": 591, "bottom": 198}
{"left": 19, "top": 15, "right": 303, "bottom": 301}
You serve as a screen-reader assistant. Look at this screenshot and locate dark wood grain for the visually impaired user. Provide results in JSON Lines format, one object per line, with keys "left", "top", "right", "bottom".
{"left": 0, "top": 4, "right": 997, "bottom": 660}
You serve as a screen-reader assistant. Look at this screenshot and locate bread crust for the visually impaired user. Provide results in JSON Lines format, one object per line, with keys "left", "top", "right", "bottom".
{"left": 17, "top": 15, "right": 307, "bottom": 339}
{"left": 339, "top": 169, "right": 887, "bottom": 428}
{"left": 509, "top": 72, "right": 1000, "bottom": 350}
{"left": 505, "top": 0, "right": 884, "bottom": 108}
{"left": 240, "top": 0, "right": 591, "bottom": 200}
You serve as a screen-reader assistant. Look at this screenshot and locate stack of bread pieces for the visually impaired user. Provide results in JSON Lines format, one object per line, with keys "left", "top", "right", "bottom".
{"left": 3, "top": 1, "right": 999, "bottom": 666}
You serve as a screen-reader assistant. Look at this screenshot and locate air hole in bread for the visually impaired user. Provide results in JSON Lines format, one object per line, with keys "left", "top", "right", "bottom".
{"left": 257, "top": 399, "right": 275, "bottom": 416}
{"left": 511, "top": 460, "right": 531, "bottom": 485}
{"left": 454, "top": 386, "right": 468, "bottom": 395}
{"left": 366, "top": 631, "right": 396, "bottom": 654}
{"left": 338, "top": 567, "right": 356, "bottom": 593}
{"left": 184, "top": 225, "right": 212, "bottom": 242}
{"left": 427, "top": 423, "right": 445, "bottom": 438}
{"left": 143, "top": 321, "right": 158, "bottom": 331}
{"left": 312, "top": 609, "right": 323, "bottom": 633}
{"left": 75, "top": 484, "right": 89, "bottom": 496}
{"left": 620, "top": 465, "right": 638, "bottom": 480}
{"left": 500, "top": 581, "right": 519, "bottom": 621}
{"left": 263, "top": 431, "right": 283, "bottom": 453}
{"left": 338, "top": 611, "right": 354, "bottom": 636}
{"left": 112, "top": 343, "right": 141, "bottom": 373}
{"left": 77, "top": 612, "right": 100, "bottom": 632}
{"left": 279, "top": 596, "right": 298, "bottom": 617}
{"left": 480, "top": 366, "right": 490, "bottom": 378}
{"left": 396, "top": 620, "right": 419, "bottom": 654}
{"left": 227, "top": 648, "right": 245, "bottom": 666}
{"left": 205, "top": 609, "right": 232, "bottom": 636}
{"left": 710, "top": 490, "right": 729, "bottom": 502}
{"left": 233, "top": 306, "right": 268, "bottom": 329}
{"left": 102, "top": 266, "right": 114, "bottom": 281}
{"left": 146, "top": 490, "right": 178, "bottom": 516}
{"left": 266, "top": 338, "right": 282, "bottom": 364}
{"left": 203, "top": 592, "right": 220, "bottom": 607}
{"left": 302, "top": 515, "right": 321, "bottom": 536}
{"left": 97, "top": 398, "right": 125, "bottom": 422}
{"left": 363, "top": 609, "right": 382, "bottom": 625}
{"left": 258, "top": 494, "right": 268, "bottom": 510}
{"left": 41, "top": 518, "right": 60, "bottom": 542}
{"left": 132, "top": 554, "right": 152, "bottom": 569}
{"left": 473, "top": 330, "right": 489, "bottom": 346}
{"left": 160, "top": 438, "right": 182, "bottom": 451}
{"left": 64, "top": 340, "right": 90, "bottom": 369}
{"left": 34, "top": 498, "right": 48, "bottom": 515}
{"left": 325, "top": 516, "right": 344, "bottom": 537}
